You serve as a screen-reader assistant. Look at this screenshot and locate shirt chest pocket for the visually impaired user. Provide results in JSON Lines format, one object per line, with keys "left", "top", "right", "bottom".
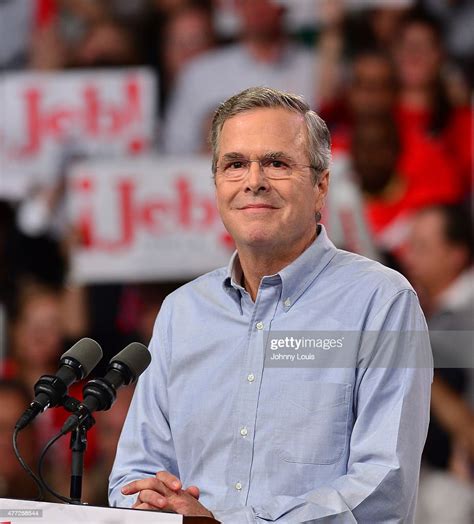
{"left": 273, "top": 381, "right": 352, "bottom": 465}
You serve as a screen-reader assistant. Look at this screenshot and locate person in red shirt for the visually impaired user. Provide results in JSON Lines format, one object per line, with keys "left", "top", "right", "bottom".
{"left": 329, "top": 45, "right": 464, "bottom": 260}
{"left": 351, "top": 113, "right": 463, "bottom": 261}
{"left": 393, "top": 8, "right": 472, "bottom": 196}
{"left": 327, "top": 49, "right": 398, "bottom": 154}
{"left": 1, "top": 282, "right": 98, "bottom": 494}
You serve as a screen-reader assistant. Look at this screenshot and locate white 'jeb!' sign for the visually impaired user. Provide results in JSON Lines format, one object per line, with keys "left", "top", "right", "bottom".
{"left": 0, "top": 68, "right": 156, "bottom": 199}
{"left": 67, "top": 157, "right": 234, "bottom": 283}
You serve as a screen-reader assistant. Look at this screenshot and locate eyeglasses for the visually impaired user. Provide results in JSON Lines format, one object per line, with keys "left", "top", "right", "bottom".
{"left": 216, "top": 157, "right": 315, "bottom": 181}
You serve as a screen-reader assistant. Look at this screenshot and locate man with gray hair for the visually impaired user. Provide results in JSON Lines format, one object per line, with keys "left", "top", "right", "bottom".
{"left": 109, "top": 87, "right": 432, "bottom": 523}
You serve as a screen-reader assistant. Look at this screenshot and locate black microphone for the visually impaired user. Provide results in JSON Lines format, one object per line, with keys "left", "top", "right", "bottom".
{"left": 15, "top": 338, "right": 103, "bottom": 430}
{"left": 62, "top": 342, "right": 151, "bottom": 433}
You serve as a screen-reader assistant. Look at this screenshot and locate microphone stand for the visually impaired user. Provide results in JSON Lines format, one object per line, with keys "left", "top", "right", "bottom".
{"left": 70, "top": 424, "right": 88, "bottom": 503}
{"left": 60, "top": 396, "right": 96, "bottom": 504}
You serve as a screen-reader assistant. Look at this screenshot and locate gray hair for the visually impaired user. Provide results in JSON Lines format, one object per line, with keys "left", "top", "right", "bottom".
{"left": 209, "top": 86, "right": 331, "bottom": 184}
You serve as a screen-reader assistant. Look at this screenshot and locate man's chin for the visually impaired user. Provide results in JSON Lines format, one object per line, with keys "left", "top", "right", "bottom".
{"left": 235, "top": 232, "right": 278, "bottom": 250}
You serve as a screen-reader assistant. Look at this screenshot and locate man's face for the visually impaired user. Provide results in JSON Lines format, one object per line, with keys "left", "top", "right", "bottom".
{"left": 235, "top": 0, "right": 284, "bottom": 38}
{"left": 215, "top": 107, "right": 328, "bottom": 255}
{"left": 14, "top": 295, "right": 63, "bottom": 367}
{"left": 349, "top": 56, "right": 395, "bottom": 118}
{"left": 352, "top": 118, "right": 399, "bottom": 194}
{"left": 403, "top": 210, "right": 466, "bottom": 292}
{"left": 395, "top": 23, "right": 442, "bottom": 90}
{"left": 163, "top": 8, "right": 214, "bottom": 82}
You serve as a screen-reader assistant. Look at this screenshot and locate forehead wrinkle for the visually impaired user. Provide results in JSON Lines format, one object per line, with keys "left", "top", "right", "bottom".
{"left": 220, "top": 112, "right": 308, "bottom": 157}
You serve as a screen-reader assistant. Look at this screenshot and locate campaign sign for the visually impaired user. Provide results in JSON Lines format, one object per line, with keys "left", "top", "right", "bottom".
{"left": 67, "top": 156, "right": 234, "bottom": 283}
{"left": 0, "top": 68, "right": 156, "bottom": 199}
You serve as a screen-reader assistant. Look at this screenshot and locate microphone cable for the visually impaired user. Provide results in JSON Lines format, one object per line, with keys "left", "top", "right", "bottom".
{"left": 12, "top": 427, "right": 45, "bottom": 501}
{"left": 37, "top": 428, "right": 75, "bottom": 504}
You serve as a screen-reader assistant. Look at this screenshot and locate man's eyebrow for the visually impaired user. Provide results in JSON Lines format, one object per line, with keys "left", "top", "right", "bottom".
{"left": 220, "top": 152, "right": 247, "bottom": 162}
{"left": 261, "top": 151, "right": 294, "bottom": 162}
{"left": 220, "top": 151, "right": 295, "bottom": 162}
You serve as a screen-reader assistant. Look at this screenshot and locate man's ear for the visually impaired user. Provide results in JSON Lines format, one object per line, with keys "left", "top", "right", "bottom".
{"left": 318, "top": 169, "right": 330, "bottom": 192}
{"left": 315, "top": 170, "right": 330, "bottom": 212}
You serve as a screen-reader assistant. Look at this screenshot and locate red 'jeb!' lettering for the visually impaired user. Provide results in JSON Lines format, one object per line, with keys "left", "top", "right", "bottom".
{"left": 76, "top": 176, "right": 219, "bottom": 251}
{"left": 15, "top": 77, "right": 143, "bottom": 157}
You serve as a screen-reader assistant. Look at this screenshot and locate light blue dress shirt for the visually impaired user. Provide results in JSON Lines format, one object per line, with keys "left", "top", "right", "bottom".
{"left": 109, "top": 226, "right": 433, "bottom": 523}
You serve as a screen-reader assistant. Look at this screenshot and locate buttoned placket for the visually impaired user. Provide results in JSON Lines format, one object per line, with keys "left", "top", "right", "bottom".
{"left": 223, "top": 277, "right": 282, "bottom": 505}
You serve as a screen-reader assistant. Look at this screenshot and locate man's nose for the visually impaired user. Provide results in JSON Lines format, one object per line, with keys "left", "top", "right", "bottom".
{"left": 245, "top": 160, "right": 270, "bottom": 193}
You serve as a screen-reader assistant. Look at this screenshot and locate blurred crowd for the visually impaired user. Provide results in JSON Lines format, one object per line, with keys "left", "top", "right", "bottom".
{"left": 0, "top": 0, "right": 472, "bottom": 521}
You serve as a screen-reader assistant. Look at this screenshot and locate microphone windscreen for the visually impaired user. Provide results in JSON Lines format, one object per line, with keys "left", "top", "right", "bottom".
{"left": 61, "top": 338, "right": 103, "bottom": 376}
{"left": 110, "top": 342, "right": 151, "bottom": 380}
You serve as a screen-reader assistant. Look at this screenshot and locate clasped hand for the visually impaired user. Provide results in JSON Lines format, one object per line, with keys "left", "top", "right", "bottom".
{"left": 121, "top": 471, "right": 214, "bottom": 518}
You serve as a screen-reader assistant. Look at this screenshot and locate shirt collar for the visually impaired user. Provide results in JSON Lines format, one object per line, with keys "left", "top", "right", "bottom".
{"left": 222, "top": 225, "right": 338, "bottom": 311}
{"left": 222, "top": 251, "right": 246, "bottom": 310}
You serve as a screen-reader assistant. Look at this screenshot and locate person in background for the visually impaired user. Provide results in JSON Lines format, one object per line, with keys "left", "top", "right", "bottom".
{"left": 403, "top": 204, "right": 473, "bottom": 317}
{"left": 70, "top": 18, "right": 142, "bottom": 68}
{"left": 393, "top": 8, "right": 472, "bottom": 196}
{"left": 327, "top": 49, "right": 397, "bottom": 152}
{"left": 421, "top": 0, "right": 474, "bottom": 86}
{"left": 368, "top": 2, "right": 412, "bottom": 49}
{"left": 3, "top": 280, "right": 94, "bottom": 459}
{"left": 162, "top": 0, "right": 319, "bottom": 154}
{"left": 320, "top": 148, "right": 380, "bottom": 261}
{"left": 30, "top": 0, "right": 147, "bottom": 70}
{"left": 7, "top": 281, "right": 66, "bottom": 394}
{"left": 29, "top": 0, "right": 109, "bottom": 70}
{"left": 351, "top": 113, "right": 463, "bottom": 264}
{"left": 0, "top": 0, "right": 36, "bottom": 70}
{"left": 320, "top": 50, "right": 397, "bottom": 264}
{"left": 158, "top": 2, "right": 216, "bottom": 108}
{"left": 403, "top": 204, "right": 473, "bottom": 524}
{"left": 311, "top": 0, "right": 346, "bottom": 118}
{"left": 318, "top": 51, "right": 390, "bottom": 260}
{"left": 0, "top": 380, "right": 39, "bottom": 499}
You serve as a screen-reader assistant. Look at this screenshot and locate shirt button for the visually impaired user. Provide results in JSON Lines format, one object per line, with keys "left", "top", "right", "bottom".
{"left": 235, "top": 482, "right": 242, "bottom": 491}
{"left": 247, "top": 373, "right": 255, "bottom": 382}
{"left": 256, "top": 321, "right": 264, "bottom": 330}
{"left": 240, "top": 427, "right": 248, "bottom": 437}
{"left": 284, "top": 298, "right": 291, "bottom": 307}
